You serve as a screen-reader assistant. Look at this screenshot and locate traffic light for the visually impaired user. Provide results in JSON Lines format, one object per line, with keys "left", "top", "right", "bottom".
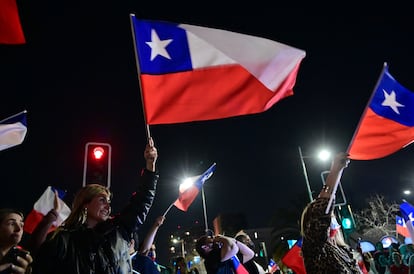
{"left": 83, "top": 142, "right": 111, "bottom": 188}
{"left": 338, "top": 204, "right": 356, "bottom": 234}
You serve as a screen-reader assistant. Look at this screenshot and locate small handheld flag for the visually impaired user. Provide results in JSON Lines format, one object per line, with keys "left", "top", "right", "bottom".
{"left": 24, "top": 186, "right": 71, "bottom": 234}
{"left": 0, "top": 110, "right": 28, "bottom": 152}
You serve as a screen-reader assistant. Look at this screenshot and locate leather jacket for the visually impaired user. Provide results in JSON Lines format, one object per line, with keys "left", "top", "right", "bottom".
{"left": 32, "top": 168, "right": 159, "bottom": 274}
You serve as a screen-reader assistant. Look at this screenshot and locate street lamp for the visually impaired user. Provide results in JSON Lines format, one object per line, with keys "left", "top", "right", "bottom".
{"left": 171, "top": 237, "right": 185, "bottom": 257}
{"left": 298, "top": 146, "right": 331, "bottom": 202}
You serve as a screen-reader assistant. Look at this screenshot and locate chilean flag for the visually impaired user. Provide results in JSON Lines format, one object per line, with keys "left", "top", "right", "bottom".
{"left": 130, "top": 15, "right": 306, "bottom": 125}
{"left": 400, "top": 201, "right": 414, "bottom": 241}
{"left": 231, "top": 255, "right": 249, "bottom": 274}
{"left": 173, "top": 163, "right": 216, "bottom": 212}
{"left": 0, "top": 0, "right": 26, "bottom": 44}
{"left": 24, "top": 186, "right": 71, "bottom": 234}
{"left": 348, "top": 63, "right": 414, "bottom": 160}
{"left": 0, "top": 110, "right": 27, "bottom": 152}
{"left": 281, "top": 238, "right": 306, "bottom": 274}
{"left": 396, "top": 215, "right": 410, "bottom": 238}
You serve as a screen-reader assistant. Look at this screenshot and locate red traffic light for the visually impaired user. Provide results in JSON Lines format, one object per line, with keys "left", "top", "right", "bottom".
{"left": 92, "top": 146, "right": 105, "bottom": 160}
{"left": 83, "top": 142, "right": 111, "bottom": 188}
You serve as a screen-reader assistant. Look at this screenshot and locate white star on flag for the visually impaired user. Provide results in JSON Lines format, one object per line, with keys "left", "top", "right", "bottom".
{"left": 145, "top": 29, "right": 173, "bottom": 61}
{"left": 382, "top": 89, "right": 404, "bottom": 114}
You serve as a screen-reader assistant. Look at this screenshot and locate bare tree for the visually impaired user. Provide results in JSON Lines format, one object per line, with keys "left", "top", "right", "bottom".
{"left": 353, "top": 194, "right": 401, "bottom": 243}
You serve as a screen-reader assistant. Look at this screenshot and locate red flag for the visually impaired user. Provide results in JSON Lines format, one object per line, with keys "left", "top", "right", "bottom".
{"left": 281, "top": 238, "right": 306, "bottom": 274}
{"left": 173, "top": 163, "right": 216, "bottom": 211}
{"left": 0, "top": 0, "right": 26, "bottom": 44}
{"left": 348, "top": 63, "right": 414, "bottom": 160}
{"left": 130, "top": 16, "right": 306, "bottom": 125}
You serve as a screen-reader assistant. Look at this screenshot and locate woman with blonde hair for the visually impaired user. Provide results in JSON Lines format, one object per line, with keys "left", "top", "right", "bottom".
{"left": 300, "top": 152, "right": 362, "bottom": 273}
{"left": 32, "top": 138, "right": 159, "bottom": 274}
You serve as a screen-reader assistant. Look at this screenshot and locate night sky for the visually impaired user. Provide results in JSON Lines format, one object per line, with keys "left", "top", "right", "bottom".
{"left": 1, "top": 1, "right": 414, "bottom": 265}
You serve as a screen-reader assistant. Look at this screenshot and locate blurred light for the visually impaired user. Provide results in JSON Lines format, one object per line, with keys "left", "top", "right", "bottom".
{"left": 93, "top": 146, "right": 105, "bottom": 160}
{"left": 179, "top": 178, "right": 194, "bottom": 192}
{"left": 317, "top": 149, "right": 331, "bottom": 161}
{"left": 403, "top": 190, "right": 411, "bottom": 195}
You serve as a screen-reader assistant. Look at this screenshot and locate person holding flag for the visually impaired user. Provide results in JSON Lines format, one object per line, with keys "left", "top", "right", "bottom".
{"left": 300, "top": 152, "right": 362, "bottom": 273}
{"left": 195, "top": 234, "right": 254, "bottom": 274}
{"left": 32, "top": 137, "right": 159, "bottom": 274}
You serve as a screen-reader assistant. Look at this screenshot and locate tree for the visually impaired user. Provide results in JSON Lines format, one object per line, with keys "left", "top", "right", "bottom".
{"left": 353, "top": 194, "right": 400, "bottom": 243}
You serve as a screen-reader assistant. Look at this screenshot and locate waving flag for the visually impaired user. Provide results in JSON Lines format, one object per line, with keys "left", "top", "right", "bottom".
{"left": 0, "top": 110, "right": 28, "bottom": 152}
{"left": 231, "top": 255, "right": 249, "bottom": 274}
{"left": 348, "top": 63, "right": 414, "bottom": 160}
{"left": 400, "top": 201, "right": 414, "bottom": 241}
{"left": 130, "top": 15, "right": 306, "bottom": 125}
{"left": 396, "top": 215, "right": 410, "bottom": 238}
{"left": 173, "top": 163, "right": 216, "bottom": 212}
{"left": 0, "top": 0, "right": 26, "bottom": 44}
{"left": 281, "top": 238, "right": 306, "bottom": 274}
{"left": 268, "top": 258, "right": 279, "bottom": 273}
{"left": 24, "top": 186, "right": 71, "bottom": 234}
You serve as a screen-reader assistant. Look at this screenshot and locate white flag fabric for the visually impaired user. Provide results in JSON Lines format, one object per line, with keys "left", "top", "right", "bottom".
{"left": 0, "top": 110, "right": 27, "bottom": 151}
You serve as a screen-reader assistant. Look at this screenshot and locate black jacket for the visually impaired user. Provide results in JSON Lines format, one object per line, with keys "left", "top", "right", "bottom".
{"left": 32, "top": 168, "right": 158, "bottom": 274}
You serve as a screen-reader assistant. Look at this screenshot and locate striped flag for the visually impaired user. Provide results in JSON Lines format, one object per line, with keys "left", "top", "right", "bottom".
{"left": 24, "top": 186, "right": 71, "bottom": 234}
{"left": 173, "top": 163, "right": 216, "bottom": 211}
{"left": 130, "top": 16, "right": 305, "bottom": 125}
{"left": 348, "top": 63, "right": 414, "bottom": 160}
{"left": 231, "top": 255, "right": 249, "bottom": 274}
{"left": 0, "top": 0, "right": 26, "bottom": 44}
{"left": 0, "top": 110, "right": 28, "bottom": 152}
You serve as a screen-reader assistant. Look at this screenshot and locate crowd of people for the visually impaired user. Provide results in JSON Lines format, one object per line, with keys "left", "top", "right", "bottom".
{"left": 1, "top": 137, "right": 413, "bottom": 274}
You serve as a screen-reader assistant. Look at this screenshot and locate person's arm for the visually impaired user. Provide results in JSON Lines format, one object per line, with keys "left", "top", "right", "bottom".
{"left": 213, "top": 235, "right": 239, "bottom": 262}
{"left": 116, "top": 137, "right": 159, "bottom": 232}
{"left": 234, "top": 239, "right": 254, "bottom": 263}
{"left": 139, "top": 215, "right": 165, "bottom": 255}
{"left": 318, "top": 152, "right": 350, "bottom": 200}
{"left": 28, "top": 190, "right": 61, "bottom": 255}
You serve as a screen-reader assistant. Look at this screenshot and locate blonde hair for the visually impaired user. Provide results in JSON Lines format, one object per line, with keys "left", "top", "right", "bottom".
{"left": 54, "top": 184, "right": 111, "bottom": 234}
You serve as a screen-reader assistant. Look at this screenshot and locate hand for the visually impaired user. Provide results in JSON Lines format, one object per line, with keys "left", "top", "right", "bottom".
{"left": 5, "top": 252, "right": 33, "bottom": 274}
{"left": 154, "top": 216, "right": 165, "bottom": 227}
{"left": 331, "top": 152, "right": 350, "bottom": 171}
{"left": 53, "top": 189, "right": 61, "bottom": 213}
{"left": 144, "top": 137, "right": 158, "bottom": 171}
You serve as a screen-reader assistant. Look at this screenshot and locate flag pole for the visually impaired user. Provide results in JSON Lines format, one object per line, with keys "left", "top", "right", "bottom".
{"left": 346, "top": 62, "right": 388, "bottom": 153}
{"left": 325, "top": 64, "right": 389, "bottom": 214}
{"left": 129, "top": 14, "right": 151, "bottom": 141}
{"left": 201, "top": 186, "right": 209, "bottom": 234}
{"left": 162, "top": 201, "right": 175, "bottom": 218}
{"left": 0, "top": 109, "right": 27, "bottom": 123}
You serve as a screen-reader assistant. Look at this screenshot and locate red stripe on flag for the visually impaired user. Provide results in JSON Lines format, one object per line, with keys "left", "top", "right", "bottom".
{"left": 0, "top": 0, "right": 26, "bottom": 44}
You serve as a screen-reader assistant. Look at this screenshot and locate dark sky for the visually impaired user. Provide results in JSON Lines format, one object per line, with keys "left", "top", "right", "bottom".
{"left": 2, "top": 1, "right": 414, "bottom": 265}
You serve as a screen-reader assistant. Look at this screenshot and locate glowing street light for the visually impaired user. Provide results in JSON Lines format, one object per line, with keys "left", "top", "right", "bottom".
{"left": 171, "top": 237, "right": 185, "bottom": 257}
{"left": 298, "top": 146, "right": 331, "bottom": 202}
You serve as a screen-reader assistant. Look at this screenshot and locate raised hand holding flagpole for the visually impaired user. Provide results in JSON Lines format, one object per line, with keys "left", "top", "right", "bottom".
{"left": 322, "top": 153, "right": 350, "bottom": 214}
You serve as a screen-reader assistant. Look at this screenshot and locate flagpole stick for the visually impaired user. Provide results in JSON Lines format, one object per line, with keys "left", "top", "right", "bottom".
{"left": 346, "top": 62, "right": 388, "bottom": 154}
{"left": 0, "top": 109, "right": 27, "bottom": 123}
{"left": 162, "top": 202, "right": 175, "bottom": 218}
{"left": 129, "top": 14, "right": 152, "bottom": 141}
{"left": 324, "top": 175, "right": 343, "bottom": 214}
{"left": 201, "top": 186, "right": 209, "bottom": 234}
